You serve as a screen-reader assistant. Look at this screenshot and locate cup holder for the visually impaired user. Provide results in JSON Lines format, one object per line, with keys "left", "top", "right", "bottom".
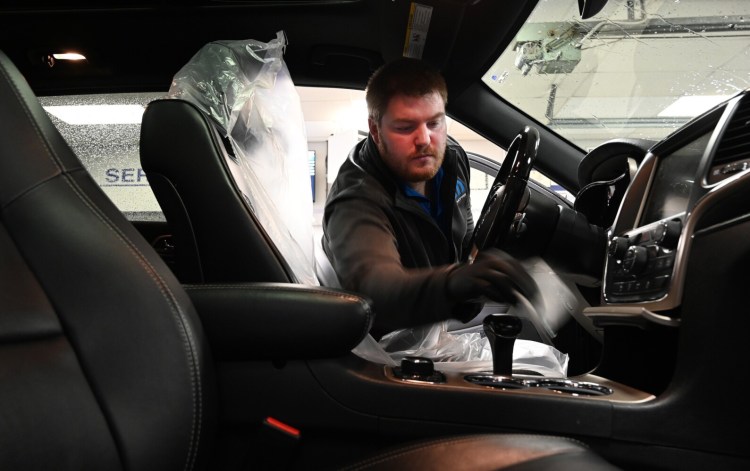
{"left": 464, "top": 374, "right": 613, "bottom": 396}
{"left": 525, "top": 378, "right": 613, "bottom": 396}
{"left": 463, "top": 375, "right": 527, "bottom": 390}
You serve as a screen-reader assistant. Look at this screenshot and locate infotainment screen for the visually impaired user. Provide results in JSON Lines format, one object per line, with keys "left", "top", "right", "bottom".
{"left": 640, "top": 131, "right": 712, "bottom": 225}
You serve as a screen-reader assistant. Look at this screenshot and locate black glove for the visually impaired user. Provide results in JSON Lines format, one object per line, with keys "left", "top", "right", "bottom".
{"left": 446, "top": 248, "right": 537, "bottom": 304}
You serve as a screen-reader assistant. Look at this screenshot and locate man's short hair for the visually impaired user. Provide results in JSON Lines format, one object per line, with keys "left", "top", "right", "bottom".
{"left": 366, "top": 57, "right": 448, "bottom": 124}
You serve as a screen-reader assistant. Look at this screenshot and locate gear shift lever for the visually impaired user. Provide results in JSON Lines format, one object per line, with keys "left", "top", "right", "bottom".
{"left": 483, "top": 314, "right": 522, "bottom": 376}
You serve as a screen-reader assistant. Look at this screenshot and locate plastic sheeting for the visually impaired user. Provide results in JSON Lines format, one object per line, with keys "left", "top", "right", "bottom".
{"left": 168, "top": 31, "right": 317, "bottom": 285}
{"left": 351, "top": 256, "right": 578, "bottom": 377}
{"left": 353, "top": 323, "right": 569, "bottom": 376}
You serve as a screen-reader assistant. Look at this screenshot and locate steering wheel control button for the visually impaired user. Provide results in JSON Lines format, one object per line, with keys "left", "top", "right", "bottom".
{"left": 393, "top": 357, "right": 445, "bottom": 383}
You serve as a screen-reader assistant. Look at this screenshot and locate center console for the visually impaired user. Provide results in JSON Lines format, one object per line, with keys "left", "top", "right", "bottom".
{"left": 595, "top": 91, "right": 750, "bottom": 318}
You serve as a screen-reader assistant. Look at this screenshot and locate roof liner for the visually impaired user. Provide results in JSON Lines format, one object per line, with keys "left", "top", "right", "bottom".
{"left": 1, "top": 0, "right": 362, "bottom": 9}
{"left": 0, "top": 0, "right": 536, "bottom": 95}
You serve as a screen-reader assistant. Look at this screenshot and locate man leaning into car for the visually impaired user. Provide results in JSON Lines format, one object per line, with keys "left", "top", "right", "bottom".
{"left": 323, "top": 57, "right": 534, "bottom": 338}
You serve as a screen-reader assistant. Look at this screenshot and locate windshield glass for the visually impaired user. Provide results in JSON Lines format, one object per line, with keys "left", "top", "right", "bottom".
{"left": 483, "top": 0, "right": 750, "bottom": 151}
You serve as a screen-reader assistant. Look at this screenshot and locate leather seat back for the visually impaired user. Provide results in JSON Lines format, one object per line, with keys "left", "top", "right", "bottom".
{"left": 0, "top": 51, "right": 216, "bottom": 470}
{"left": 140, "top": 98, "right": 296, "bottom": 284}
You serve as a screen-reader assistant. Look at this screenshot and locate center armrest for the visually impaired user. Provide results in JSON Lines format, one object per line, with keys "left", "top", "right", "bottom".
{"left": 184, "top": 283, "right": 374, "bottom": 361}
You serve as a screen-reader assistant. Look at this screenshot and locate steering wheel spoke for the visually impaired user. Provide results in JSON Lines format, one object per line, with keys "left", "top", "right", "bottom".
{"left": 471, "top": 126, "right": 539, "bottom": 252}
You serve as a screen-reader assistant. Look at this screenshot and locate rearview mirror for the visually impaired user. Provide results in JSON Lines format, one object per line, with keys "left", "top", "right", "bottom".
{"left": 578, "top": 0, "right": 609, "bottom": 19}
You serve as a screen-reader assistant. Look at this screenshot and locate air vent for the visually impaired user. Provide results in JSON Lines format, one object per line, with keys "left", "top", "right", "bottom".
{"left": 713, "top": 93, "right": 750, "bottom": 166}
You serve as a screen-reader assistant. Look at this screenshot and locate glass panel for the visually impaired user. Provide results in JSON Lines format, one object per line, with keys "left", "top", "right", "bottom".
{"left": 42, "top": 88, "right": 574, "bottom": 226}
{"left": 469, "top": 167, "right": 492, "bottom": 223}
{"left": 40, "top": 92, "right": 165, "bottom": 221}
{"left": 483, "top": 0, "right": 750, "bottom": 151}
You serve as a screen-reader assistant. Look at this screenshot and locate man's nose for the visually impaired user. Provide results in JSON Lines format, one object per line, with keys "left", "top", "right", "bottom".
{"left": 414, "top": 123, "right": 430, "bottom": 147}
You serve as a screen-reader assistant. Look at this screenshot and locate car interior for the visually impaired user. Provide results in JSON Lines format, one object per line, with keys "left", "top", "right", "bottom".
{"left": 2, "top": 0, "right": 750, "bottom": 470}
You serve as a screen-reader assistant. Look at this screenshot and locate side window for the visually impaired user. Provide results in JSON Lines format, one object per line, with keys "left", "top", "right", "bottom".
{"left": 469, "top": 165, "right": 575, "bottom": 223}
{"left": 530, "top": 170, "right": 576, "bottom": 204}
{"left": 469, "top": 167, "right": 492, "bottom": 223}
{"left": 40, "top": 92, "right": 165, "bottom": 222}
{"left": 41, "top": 88, "right": 573, "bottom": 231}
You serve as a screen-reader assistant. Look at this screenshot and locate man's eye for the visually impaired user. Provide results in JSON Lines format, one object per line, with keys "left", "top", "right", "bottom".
{"left": 395, "top": 126, "right": 413, "bottom": 132}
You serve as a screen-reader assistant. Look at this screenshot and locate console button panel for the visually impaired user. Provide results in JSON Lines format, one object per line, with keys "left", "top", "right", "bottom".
{"left": 604, "top": 218, "right": 682, "bottom": 303}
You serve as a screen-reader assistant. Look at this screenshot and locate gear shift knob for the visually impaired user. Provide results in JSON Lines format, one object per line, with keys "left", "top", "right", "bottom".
{"left": 483, "top": 314, "right": 522, "bottom": 376}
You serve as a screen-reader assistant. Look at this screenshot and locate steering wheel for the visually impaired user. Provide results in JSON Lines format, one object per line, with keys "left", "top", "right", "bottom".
{"left": 471, "top": 126, "right": 540, "bottom": 252}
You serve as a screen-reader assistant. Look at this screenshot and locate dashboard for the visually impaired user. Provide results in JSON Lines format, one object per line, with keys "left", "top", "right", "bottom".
{"left": 600, "top": 90, "right": 750, "bottom": 320}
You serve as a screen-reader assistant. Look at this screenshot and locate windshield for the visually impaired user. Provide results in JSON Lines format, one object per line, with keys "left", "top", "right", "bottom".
{"left": 483, "top": 0, "right": 750, "bottom": 151}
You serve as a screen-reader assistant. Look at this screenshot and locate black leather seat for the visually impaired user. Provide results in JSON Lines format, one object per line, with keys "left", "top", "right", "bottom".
{"left": 0, "top": 50, "right": 216, "bottom": 470}
{"left": 140, "top": 98, "right": 296, "bottom": 284}
{"left": 0, "top": 50, "right": 618, "bottom": 470}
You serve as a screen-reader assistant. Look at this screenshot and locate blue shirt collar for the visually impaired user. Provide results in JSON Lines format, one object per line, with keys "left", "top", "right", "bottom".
{"left": 400, "top": 167, "right": 445, "bottom": 221}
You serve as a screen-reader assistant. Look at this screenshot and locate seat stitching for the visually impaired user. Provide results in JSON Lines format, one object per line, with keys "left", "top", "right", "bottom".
{"left": 60, "top": 172, "right": 203, "bottom": 471}
{"left": 0, "top": 173, "right": 59, "bottom": 211}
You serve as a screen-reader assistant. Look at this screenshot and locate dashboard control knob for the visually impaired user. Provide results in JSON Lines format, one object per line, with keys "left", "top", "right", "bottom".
{"left": 483, "top": 314, "right": 522, "bottom": 376}
{"left": 608, "top": 236, "right": 630, "bottom": 259}
{"left": 622, "top": 245, "right": 648, "bottom": 274}
{"left": 653, "top": 219, "right": 682, "bottom": 249}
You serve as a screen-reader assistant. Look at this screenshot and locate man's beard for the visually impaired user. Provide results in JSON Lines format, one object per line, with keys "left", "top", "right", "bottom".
{"left": 377, "top": 138, "right": 446, "bottom": 183}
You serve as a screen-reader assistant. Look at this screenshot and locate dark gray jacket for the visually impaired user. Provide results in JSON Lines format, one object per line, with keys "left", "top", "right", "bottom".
{"left": 323, "top": 135, "right": 479, "bottom": 337}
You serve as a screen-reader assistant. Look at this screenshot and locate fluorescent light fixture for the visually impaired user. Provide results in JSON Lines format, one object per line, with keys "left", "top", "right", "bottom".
{"left": 44, "top": 104, "right": 146, "bottom": 125}
{"left": 52, "top": 52, "right": 86, "bottom": 61}
{"left": 658, "top": 95, "right": 732, "bottom": 117}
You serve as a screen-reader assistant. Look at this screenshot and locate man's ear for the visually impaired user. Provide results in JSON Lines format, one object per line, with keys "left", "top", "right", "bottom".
{"left": 368, "top": 118, "right": 380, "bottom": 145}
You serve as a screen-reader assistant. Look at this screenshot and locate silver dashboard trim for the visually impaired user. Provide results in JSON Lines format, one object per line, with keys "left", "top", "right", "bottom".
{"left": 583, "top": 305, "right": 681, "bottom": 327}
{"left": 602, "top": 93, "right": 750, "bottom": 318}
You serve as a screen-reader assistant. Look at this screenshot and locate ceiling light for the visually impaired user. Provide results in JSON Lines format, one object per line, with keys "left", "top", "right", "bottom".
{"left": 43, "top": 52, "right": 88, "bottom": 68}
{"left": 52, "top": 53, "right": 86, "bottom": 61}
{"left": 44, "top": 104, "right": 146, "bottom": 125}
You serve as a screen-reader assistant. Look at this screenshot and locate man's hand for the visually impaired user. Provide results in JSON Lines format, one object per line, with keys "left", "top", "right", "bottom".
{"left": 446, "top": 248, "right": 537, "bottom": 304}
